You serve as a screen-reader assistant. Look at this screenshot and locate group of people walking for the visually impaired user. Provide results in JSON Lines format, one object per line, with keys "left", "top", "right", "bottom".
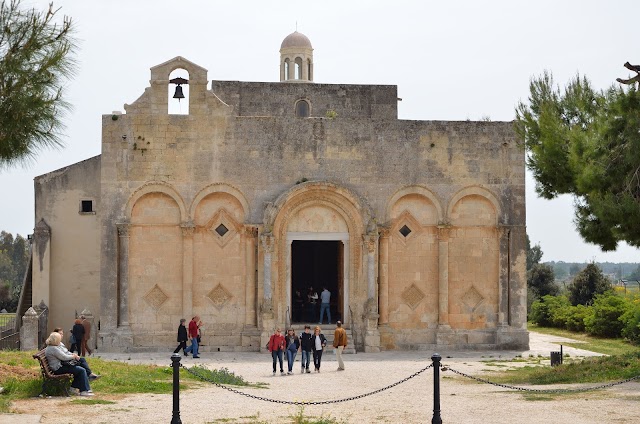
{"left": 173, "top": 316, "right": 203, "bottom": 358}
{"left": 68, "top": 315, "right": 92, "bottom": 357}
{"left": 267, "top": 321, "right": 348, "bottom": 375}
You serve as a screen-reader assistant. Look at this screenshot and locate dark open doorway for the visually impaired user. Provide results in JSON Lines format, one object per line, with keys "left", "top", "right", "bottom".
{"left": 291, "top": 240, "right": 343, "bottom": 323}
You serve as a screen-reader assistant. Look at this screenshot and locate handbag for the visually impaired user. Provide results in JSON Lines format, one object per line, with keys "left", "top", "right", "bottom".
{"left": 62, "top": 359, "right": 79, "bottom": 366}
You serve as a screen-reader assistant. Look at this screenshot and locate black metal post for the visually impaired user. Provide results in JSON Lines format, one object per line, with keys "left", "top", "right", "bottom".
{"left": 171, "top": 353, "right": 182, "bottom": 424}
{"left": 432, "top": 353, "right": 442, "bottom": 424}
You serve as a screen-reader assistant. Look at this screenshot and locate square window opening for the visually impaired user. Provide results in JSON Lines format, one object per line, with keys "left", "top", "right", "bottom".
{"left": 81, "top": 200, "right": 94, "bottom": 213}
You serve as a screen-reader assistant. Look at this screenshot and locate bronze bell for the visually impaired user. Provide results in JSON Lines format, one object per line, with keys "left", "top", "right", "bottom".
{"left": 173, "top": 85, "right": 185, "bottom": 101}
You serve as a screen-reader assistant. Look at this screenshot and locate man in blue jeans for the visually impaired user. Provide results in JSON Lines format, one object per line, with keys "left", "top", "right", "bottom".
{"left": 184, "top": 315, "right": 201, "bottom": 358}
{"left": 319, "top": 287, "right": 331, "bottom": 324}
{"left": 299, "top": 325, "right": 313, "bottom": 373}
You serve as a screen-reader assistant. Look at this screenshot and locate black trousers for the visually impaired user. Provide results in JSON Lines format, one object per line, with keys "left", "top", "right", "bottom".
{"left": 174, "top": 341, "right": 187, "bottom": 353}
{"left": 312, "top": 349, "right": 323, "bottom": 370}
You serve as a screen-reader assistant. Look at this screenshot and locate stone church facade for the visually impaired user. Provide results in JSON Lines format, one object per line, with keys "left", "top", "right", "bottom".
{"left": 32, "top": 32, "right": 529, "bottom": 352}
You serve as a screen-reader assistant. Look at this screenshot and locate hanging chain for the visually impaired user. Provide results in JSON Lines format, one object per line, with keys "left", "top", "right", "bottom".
{"left": 441, "top": 364, "right": 640, "bottom": 394}
{"left": 179, "top": 362, "right": 433, "bottom": 405}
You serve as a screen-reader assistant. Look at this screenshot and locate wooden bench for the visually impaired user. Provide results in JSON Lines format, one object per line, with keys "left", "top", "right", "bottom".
{"left": 33, "top": 349, "right": 73, "bottom": 397}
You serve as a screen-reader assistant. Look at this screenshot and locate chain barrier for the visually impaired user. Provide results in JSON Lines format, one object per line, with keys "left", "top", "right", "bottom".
{"left": 441, "top": 364, "right": 640, "bottom": 394}
{"left": 179, "top": 362, "right": 433, "bottom": 405}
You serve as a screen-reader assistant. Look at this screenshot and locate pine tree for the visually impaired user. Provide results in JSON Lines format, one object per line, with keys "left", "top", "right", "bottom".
{"left": 0, "top": 0, "right": 77, "bottom": 169}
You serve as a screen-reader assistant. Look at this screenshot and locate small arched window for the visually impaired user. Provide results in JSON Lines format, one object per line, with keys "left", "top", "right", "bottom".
{"left": 294, "top": 57, "right": 303, "bottom": 79}
{"left": 295, "top": 100, "right": 310, "bottom": 118}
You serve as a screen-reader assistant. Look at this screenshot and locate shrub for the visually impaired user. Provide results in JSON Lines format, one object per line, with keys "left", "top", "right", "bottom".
{"left": 530, "top": 295, "right": 570, "bottom": 327}
{"left": 584, "top": 292, "right": 630, "bottom": 337}
{"left": 562, "top": 304, "right": 589, "bottom": 332}
{"left": 621, "top": 300, "right": 640, "bottom": 345}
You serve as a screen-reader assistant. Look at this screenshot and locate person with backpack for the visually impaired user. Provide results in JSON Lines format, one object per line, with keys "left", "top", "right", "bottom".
{"left": 299, "top": 325, "right": 313, "bottom": 373}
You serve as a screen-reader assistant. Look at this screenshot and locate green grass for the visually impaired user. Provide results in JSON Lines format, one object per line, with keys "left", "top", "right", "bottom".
{"left": 70, "top": 399, "right": 116, "bottom": 405}
{"left": 489, "top": 350, "right": 640, "bottom": 385}
{"left": 0, "top": 313, "right": 16, "bottom": 327}
{"left": 0, "top": 350, "right": 258, "bottom": 413}
{"left": 529, "top": 324, "right": 639, "bottom": 356}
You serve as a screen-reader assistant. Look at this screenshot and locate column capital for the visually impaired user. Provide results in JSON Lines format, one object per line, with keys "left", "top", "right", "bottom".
{"left": 260, "top": 233, "right": 274, "bottom": 252}
{"left": 437, "top": 225, "right": 452, "bottom": 241}
{"left": 180, "top": 221, "right": 196, "bottom": 237}
{"left": 363, "top": 232, "right": 379, "bottom": 253}
{"left": 244, "top": 225, "right": 259, "bottom": 238}
{"left": 378, "top": 226, "right": 391, "bottom": 238}
{"left": 116, "top": 222, "right": 130, "bottom": 237}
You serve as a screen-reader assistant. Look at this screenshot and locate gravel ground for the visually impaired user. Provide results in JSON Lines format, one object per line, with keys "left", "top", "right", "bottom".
{"left": 7, "top": 332, "right": 640, "bottom": 424}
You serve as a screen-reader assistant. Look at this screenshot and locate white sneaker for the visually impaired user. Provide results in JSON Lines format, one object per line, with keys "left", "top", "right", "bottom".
{"left": 79, "top": 391, "right": 94, "bottom": 396}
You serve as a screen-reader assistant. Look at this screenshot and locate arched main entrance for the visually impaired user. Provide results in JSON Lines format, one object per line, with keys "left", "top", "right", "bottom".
{"left": 268, "top": 182, "right": 371, "bottom": 327}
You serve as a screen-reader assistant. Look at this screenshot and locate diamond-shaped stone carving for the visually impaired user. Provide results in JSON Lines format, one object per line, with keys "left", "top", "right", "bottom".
{"left": 462, "top": 286, "right": 484, "bottom": 310}
{"left": 206, "top": 209, "right": 237, "bottom": 248}
{"left": 144, "top": 285, "right": 168, "bottom": 310}
{"left": 402, "top": 284, "right": 425, "bottom": 310}
{"left": 207, "top": 284, "right": 232, "bottom": 308}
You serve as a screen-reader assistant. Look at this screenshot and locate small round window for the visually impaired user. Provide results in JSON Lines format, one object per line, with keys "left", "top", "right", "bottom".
{"left": 295, "top": 100, "right": 310, "bottom": 118}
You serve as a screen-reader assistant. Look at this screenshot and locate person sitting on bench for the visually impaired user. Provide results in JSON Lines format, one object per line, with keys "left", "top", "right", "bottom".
{"left": 44, "top": 332, "right": 94, "bottom": 396}
{"left": 52, "top": 328, "right": 100, "bottom": 380}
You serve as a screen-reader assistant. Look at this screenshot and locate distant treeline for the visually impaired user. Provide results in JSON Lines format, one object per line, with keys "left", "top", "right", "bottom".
{"left": 544, "top": 261, "right": 640, "bottom": 281}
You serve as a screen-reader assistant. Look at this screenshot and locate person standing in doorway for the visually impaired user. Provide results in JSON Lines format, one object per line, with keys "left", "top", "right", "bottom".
{"left": 268, "top": 328, "right": 285, "bottom": 376}
{"left": 184, "top": 316, "right": 201, "bottom": 358}
{"left": 311, "top": 325, "right": 327, "bottom": 372}
{"left": 333, "top": 320, "right": 348, "bottom": 371}
{"left": 307, "top": 287, "right": 318, "bottom": 322}
{"left": 319, "top": 287, "right": 331, "bottom": 324}
{"left": 173, "top": 319, "right": 188, "bottom": 356}
{"left": 299, "top": 325, "right": 313, "bottom": 373}
{"left": 80, "top": 315, "right": 92, "bottom": 356}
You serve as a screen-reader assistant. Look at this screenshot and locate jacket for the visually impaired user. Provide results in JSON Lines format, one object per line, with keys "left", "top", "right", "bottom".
{"left": 177, "top": 324, "right": 188, "bottom": 342}
{"left": 311, "top": 333, "right": 327, "bottom": 351}
{"left": 285, "top": 335, "right": 300, "bottom": 351}
{"left": 71, "top": 323, "right": 85, "bottom": 344}
{"left": 299, "top": 332, "right": 314, "bottom": 351}
{"left": 333, "top": 327, "right": 348, "bottom": 348}
{"left": 268, "top": 333, "right": 286, "bottom": 352}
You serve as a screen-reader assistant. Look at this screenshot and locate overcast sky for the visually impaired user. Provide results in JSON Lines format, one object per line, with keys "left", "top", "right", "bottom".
{"left": 1, "top": 0, "right": 638, "bottom": 263}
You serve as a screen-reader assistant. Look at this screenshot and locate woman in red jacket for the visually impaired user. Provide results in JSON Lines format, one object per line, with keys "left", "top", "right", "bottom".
{"left": 268, "top": 328, "right": 285, "bottom": 376}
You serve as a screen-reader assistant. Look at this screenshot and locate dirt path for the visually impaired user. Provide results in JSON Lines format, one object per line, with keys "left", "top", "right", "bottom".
{"left": 7, "top": 332, "right": 640, "bottom": 423}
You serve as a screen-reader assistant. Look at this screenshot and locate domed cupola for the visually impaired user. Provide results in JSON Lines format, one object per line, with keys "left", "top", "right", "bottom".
{"left": 280, "top": 31, "right": 313, "bottom": 83}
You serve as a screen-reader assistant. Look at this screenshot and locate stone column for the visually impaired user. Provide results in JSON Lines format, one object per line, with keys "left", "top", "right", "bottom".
{"left": 437, "top": 226, "right": 451, "bottom": 328}
{"left": 497, "top": 225, "right": 511, "bottom": 327}
{"left": 116, "top": 223, "right": 130, "bottom": 327}
{"left": 261, "top": 233, "right": 274, "bottom": 304}
{"left": 363, "top": 233, "right": 378, "bottom": 302}
{"left": 181, "top": 222, "right": 195, "bottom": 321}
{"left": 244, "top": 226, "right": 257, "bottom": 327}
{"left": 20, "top": 307, "right": 39, "bottom": 351}
{"left": 301, "top": 56, "right": 308, "bottom": 80}
{"left": 259, "top": 232, "right": 275, "bottom": 353}
{"left": 378, "top": 228, "right": 390, "bottom": 325}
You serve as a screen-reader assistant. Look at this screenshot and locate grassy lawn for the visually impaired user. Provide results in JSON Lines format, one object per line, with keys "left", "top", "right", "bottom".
{"left": 489, "top": 350, "right": 640, "bottom": 385}
{"left": 529, "top": 324, "right": 639, "bottom": 356}
{"left": 0, "top": 313, "right": 16, "bottom": 327}
{"left": 479, "top": 326, "right": 640, "bottom": 386}
{"left": 0, "top": 350, "right": 258, "bottom": 413}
